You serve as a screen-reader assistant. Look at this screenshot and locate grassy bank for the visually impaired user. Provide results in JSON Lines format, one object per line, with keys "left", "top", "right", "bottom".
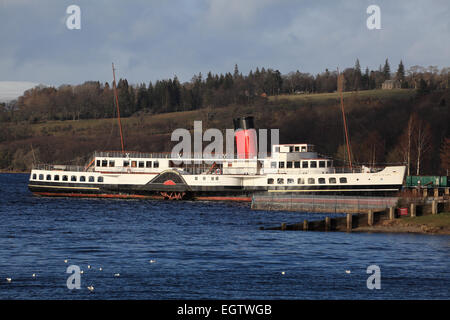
{"left": 354, "top": 213, "right": 450, "bottom": 235}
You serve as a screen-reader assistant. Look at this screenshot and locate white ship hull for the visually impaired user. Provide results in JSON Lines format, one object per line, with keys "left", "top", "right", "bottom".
{"left": 28, "top": 149, "right": 406, "bottom": 201}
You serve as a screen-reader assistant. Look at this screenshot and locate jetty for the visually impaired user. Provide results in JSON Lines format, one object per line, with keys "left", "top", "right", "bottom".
{"left": 259, "top": 187, "right": 450, "bottom": 233}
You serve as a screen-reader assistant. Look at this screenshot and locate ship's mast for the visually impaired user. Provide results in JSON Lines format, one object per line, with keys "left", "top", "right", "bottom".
{"left": 337, "top": 69, "right": 352, "bottom": 170}
{"left": 112, "top": 63, "right": 125, "bottom": 153}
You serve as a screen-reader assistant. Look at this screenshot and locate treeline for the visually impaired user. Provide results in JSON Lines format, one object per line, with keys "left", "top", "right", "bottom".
{"left": 1, "top": 59, "right": 449, "bottom": 123}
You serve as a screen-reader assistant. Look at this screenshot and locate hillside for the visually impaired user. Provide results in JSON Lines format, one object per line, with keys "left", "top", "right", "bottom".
{"left": 0, "top": 88, "right": 449, "bottom": 174}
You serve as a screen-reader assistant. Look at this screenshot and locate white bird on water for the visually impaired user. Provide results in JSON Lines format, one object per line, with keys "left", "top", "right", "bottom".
{"left": 87, "top": 265, "right": 91, "bottom": 269}
{"left": 114, "top": 273, "right": 120, "bottom": 277}
{"left": 345, "top": 270, "right": 351, "bottom": 274}
{"left": 80, "top": 270, "right": 84, "bottom": 274}
{"left": 32, "top": 273, "right": 36, "bottom": 278}
{"left": 64, "top": 259, "right": 68, "bottom": 264}
{"left": 149, "top": 260, "right": 156, "bottom": 264}
{"left": 6, "top": 278, "right": 12, "bottom": 283}
{"left": 87, "top": 285, "right": 94, "bottom": 292}
{"left": 99, "top": 267, "right": 103, "bottom": 271}
{"left": 281, "top": 271, "right": 286, "bottom": 275}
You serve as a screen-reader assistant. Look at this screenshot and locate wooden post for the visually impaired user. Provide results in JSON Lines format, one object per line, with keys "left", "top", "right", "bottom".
{"left": 423, "top": 188, "right": 428, "bottom": 198}
{"left": 432, "top": 200, "right": 438, "bottom": 215}
{"left": 346, "top": 213, "right": 352, "bottom": 231}
{"left": 325, "top": 217, "right": 331, "bottom": 231}
{"left": 281, "top": 223, "right": 286, "bottom": 231}
{"left": 389, "top": 207, "right": 395, "bottom": 220}
{"left": 368, "top": 210, "right": 374, "bottom": 226}
{"left": 410, "top": 203, "right": 416, "bottom": 217}
{"left": 434, "top": 188, "right": 439, "bottom": 198}
{"left": 445, "top": 187, "right": 449, "bottom": 196}
{"left": 303, "top": 220, "right": 308, "bottom": 231}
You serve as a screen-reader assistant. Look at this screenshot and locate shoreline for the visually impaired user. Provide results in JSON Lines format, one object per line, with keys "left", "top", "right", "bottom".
{"left": 353, "top": 213, "right": 450, "bottom": 235}
{"left": 0, "top": 171, "right": 28, "bottom": 174}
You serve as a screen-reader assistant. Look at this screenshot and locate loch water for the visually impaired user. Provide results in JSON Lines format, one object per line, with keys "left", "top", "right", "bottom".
{"left": 0, "top": 173, "right": 448, "bottom": 299}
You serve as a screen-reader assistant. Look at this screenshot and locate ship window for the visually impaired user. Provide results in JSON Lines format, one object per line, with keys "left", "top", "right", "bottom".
{"left": 62, "top": 175, "right": 68, "bottom": 181}
{"left": 318, "top": 178, "right": 326, "bottom": 184}
{"left": 340, "top": 177, "right": 347, "bottom": 183}
{"left": 139, "top": 161, "right": 144, "bottom": 168}
{"left": 109, "top": 160, "right": 115, "bottom": 167}
{"left": 286, "top": 161, "right": 293, "bottom": 168}
{"left": 270, "top": 162, "right": 277, "bottom": 168}
{"left": 277, "top": 178, "right": 284, "bottom": 184}
{"left": 279, "top": 162, "right": 285, "bottom": 168}
{"left": 216, "top": 177, "right": 219, "bottom": 180}
{"left": 308, "top": 178, "right": 315, "bottom": 184}
{"left": 329, "top": 177, "right": 337, "bottom": 184}
{"left": 289, "top": 146, "right": 294, "bottom": 152}
{"left": 54, "top": 175, "right": 59, "bottom": 181}
{"left": 268, "top": 178, "right": 274, "bottom": 184}
{"left": 195, "top": 176, "right": 198, "bottom": 180}
{"left": 287, "top": 178, "right": 294, "bottom": 184}
{"left": 310, "top": 161, "right": 317, "bottom": 168}
{"left": 46, "top": 174, "right": 52, "bottom": 181}
{"left": 211, "top": 177, "right": 214, "bottom": 181}
{"left": 89, "top": 176, "right": 95, "bottom": 182}
{"left": 298, "top": 178, "right": 305, "bottom": 184}
{"left": 146, "top": 161, "right": 152, "bottom": 168}
{"left": 32, "top": 174, "right": 37, "bottom": 180}
{"left": 96, "top": 160, "right": 100, "bottom": 167}
{"left": 295, "top": 146, "right": 300, "bottom": 152}
{"left": 302, "top": 161, "right": 309, "bottom": 168}
{"left": 275, "top": 147, "right": 280, "bottom": 152}
{"left": 123, "top": 160, "right": 129, "bottom": 167}
{"left": 102, "top": 160, "right": 107, "bottom": 167}
{"left": 97, "top": 176, "right": 103, "bottom": 183}
{"left": 71, "top": 176, "right": 77, "bottom": 182}
{"left": 301, "top": 146, "right": 306, "bottom": 152}
{"left": 131, "top": 161, "right": 137, "bottom": 168}
{"left": 154, "top": 161, "right": 159, "bottom": 168}
{"left": 319, "top": 161, "right": 326, "bottom": 168}
{"left": 80, "top": 176, "right": 86, "bottom": 182}
{"left": 294, "top": 161, "right": 301, "bottom": 168}
{"left": 203, "top": 177, "right": 206, "bottom": 181}
{"left": 39, "top": 174, "right": 44, "bottom": 180}
{"left": 327, "top": 161, "right": 332, "bottom": 167}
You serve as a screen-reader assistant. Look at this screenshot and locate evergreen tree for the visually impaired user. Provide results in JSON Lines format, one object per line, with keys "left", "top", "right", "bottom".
{"left": 354, "top": 58, "right": 362, "bottom": 90}
{"left": 383, "top": 58, "right": 391, "bottom": 80}
{"left": 233, "top": 64, "right": 240, "bottom": 79}
{"left": 396, "top": 60, "right": 405, "bottom": 83}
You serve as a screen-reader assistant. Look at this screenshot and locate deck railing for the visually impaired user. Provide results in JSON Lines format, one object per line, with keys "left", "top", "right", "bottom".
{"left": 31, "top": 164, "right": 90, "bottom": 172}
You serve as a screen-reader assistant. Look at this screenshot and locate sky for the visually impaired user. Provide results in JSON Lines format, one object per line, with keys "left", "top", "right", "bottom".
{"left": 0, "top": 0, "right": 449, "bottom": 87}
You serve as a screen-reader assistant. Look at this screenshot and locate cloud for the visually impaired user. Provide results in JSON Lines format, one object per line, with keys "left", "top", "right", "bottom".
{"left": 0, "top": 0, "right": 449, "bottom": 86}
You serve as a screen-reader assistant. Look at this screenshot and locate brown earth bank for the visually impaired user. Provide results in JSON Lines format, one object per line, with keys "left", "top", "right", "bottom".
{"left": 353, "top": 213, "right": 450, "bottom": 235}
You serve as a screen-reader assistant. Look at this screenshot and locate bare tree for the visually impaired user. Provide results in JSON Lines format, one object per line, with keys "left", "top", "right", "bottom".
{"left": 414, "top": 119, "right": 432, "bottom": 175}
{"left": 440, "top": 137, "right": 450, "bottom": 175}
{"left": 397, "top": 114, "right": 416, "bottom": 176}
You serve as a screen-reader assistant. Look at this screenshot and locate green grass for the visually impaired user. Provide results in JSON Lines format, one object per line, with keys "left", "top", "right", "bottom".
{"left": 269, "top": 89, "right": 415, "bottom": 103}
{"left": 401, "top": 212, "right": 450, "bottom": 228}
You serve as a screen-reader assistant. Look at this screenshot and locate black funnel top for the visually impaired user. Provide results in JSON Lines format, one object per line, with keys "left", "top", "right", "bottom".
{"left": 233, "top": 116, "right": 255, "bottom": 130}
